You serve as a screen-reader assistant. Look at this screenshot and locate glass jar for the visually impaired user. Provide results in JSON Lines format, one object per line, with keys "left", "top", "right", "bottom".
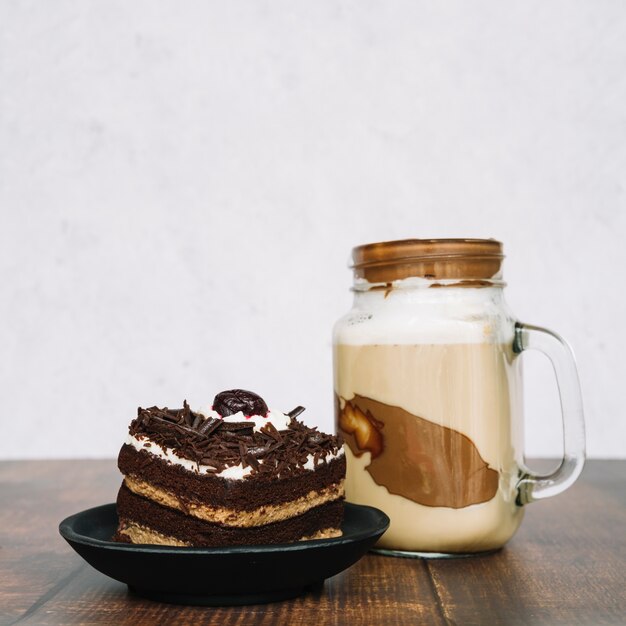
{"left": 333, "top": 239, "right": 585, "bottom": 557}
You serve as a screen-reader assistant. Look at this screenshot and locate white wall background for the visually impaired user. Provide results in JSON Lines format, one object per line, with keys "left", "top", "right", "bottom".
{"left": 1, "top": 1, "right": 625, "bottom": 459}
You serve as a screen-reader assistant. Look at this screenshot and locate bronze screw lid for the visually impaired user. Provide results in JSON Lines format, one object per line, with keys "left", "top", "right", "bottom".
{"left": 351, "top": 238, "right": 504, "bottom": 284}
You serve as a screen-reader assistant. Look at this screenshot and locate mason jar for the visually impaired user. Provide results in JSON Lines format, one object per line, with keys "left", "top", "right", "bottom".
{"left": 333, "top": 239, "right": 585, "bottom": 557}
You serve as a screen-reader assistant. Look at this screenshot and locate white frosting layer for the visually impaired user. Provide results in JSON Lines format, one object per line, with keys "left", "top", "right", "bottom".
{"left": 126, "top": 434, "right": 344, "bottom": 480}
{"left": 193, "top": 406, "right": 293, "bottom": 432}
{"left": 335, "top": 282, "right": 515, "bottom": 345}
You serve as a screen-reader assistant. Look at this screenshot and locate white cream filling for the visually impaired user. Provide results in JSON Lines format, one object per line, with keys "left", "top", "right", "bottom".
{"left": 192, "top": 406, "right": 293, "bottom": 432}
{"left": 126, "top": 434, "right": 344, "bottom": 480}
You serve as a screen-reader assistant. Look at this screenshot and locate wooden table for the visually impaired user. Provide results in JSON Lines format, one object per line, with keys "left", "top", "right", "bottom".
{"left": 1, "top": 460, "right": 624, "bottom": 625}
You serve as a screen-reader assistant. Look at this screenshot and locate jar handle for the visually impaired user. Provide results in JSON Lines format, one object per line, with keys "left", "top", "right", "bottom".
{"left": 514, "top": 323, "right": 586, "bottom": 505}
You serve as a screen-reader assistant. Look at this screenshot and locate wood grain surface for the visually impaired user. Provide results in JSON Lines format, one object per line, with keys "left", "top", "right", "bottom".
{"left": 0, "top": 460, "right": 624, "bottom": 625}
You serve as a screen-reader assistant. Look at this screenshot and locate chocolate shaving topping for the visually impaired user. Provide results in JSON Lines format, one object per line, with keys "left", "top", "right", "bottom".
{"left": 261, "top": 422, "right": 283, "bottom": 443}
{"left": 247, "top": 445, "right": 269, "bottom": 458}
{"left": 127, "top": 399, "right": 342, "bottom": 478}
{"left": 197, "top": 417, "right": 222, "bottom": 436}
{"left": 287, "top": 406, "right": 306, "bottom": 419}
{"left": 308, "top": 432, "right": 324, "bottom": 444}
{"left": 183, "top": 400, "right": 194, "bottom": 426}
{"left": 245, "top": 454, "right": 260, "bottom": 470}
{"left": 220, "top": 422, "right": 254, "bottom": 435}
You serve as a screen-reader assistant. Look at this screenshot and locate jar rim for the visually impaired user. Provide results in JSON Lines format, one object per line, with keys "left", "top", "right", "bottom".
{"left": 351, "top": 238, "right": 504, "bottom": 284}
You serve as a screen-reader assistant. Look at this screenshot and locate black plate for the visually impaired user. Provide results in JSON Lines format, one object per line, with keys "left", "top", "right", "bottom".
{"left": 59, "top": 502, "right": 389, "bottom": 606}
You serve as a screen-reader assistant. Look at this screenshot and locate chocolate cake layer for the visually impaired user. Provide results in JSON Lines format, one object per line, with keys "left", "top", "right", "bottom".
{"left": 118, "top": 443, "right": 346, "bottom": 510}
{"left": 116, "top": 483, "right": 344, "bottom": 546}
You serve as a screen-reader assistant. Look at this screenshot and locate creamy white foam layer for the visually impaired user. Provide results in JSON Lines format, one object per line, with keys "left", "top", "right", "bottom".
{"left": 335, "top": 283, "right": 515, "bottom": 345}
{"left": 126, "top": 434, "right": 344, "bottom": 480}
{"left": 193, "top": 406, "right": 292, "bottom": 432}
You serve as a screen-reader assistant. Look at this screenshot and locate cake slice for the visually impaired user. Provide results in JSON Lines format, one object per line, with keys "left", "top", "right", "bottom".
{"left": 114, "top": 390, "right": 345, "bottom": 546}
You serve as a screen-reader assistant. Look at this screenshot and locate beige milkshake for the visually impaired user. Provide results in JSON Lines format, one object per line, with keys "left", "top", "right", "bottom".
{"left": 333, "top": 238, "right": 586, "bottom": 555}
{"left": 333, "top": 239, "right": 526, "bottom": 555}
{"left": 334, "top": 342, "right": 524, "bottom": 553}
